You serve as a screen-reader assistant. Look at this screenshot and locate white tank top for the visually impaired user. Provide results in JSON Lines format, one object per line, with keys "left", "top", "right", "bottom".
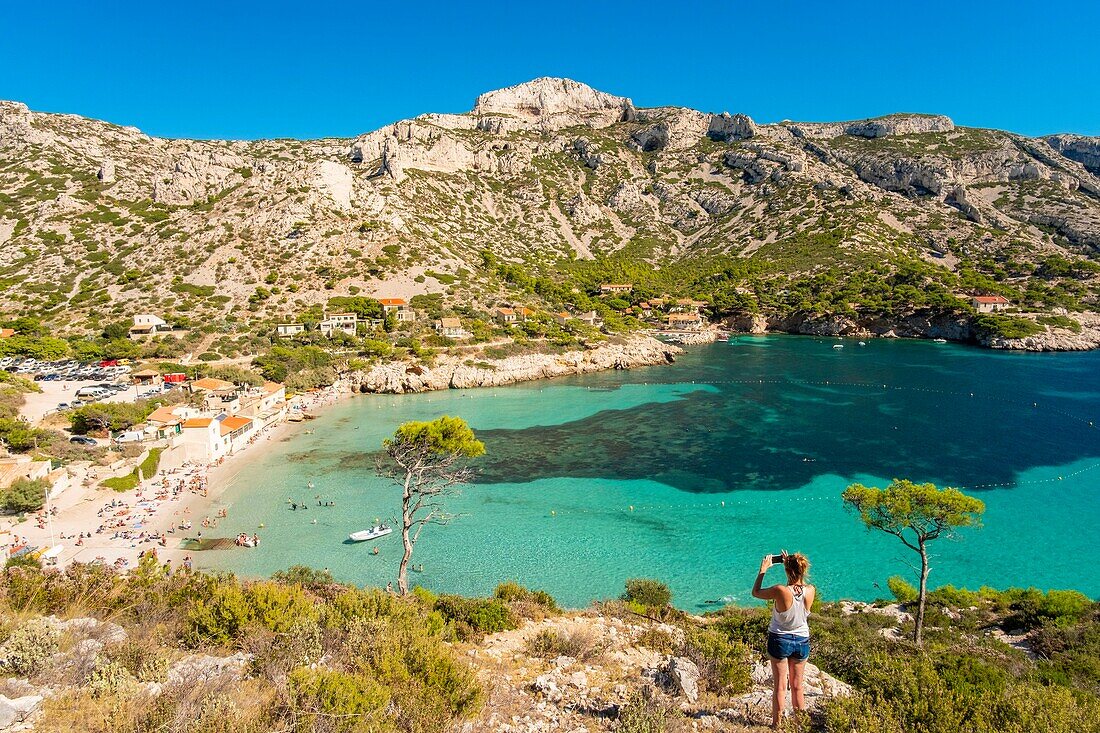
{"left": 768, "top": 585, "right": 811, "bottom": 636}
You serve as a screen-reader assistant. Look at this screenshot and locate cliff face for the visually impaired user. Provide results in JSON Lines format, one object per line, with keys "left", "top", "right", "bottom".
{"left": 354, "top": 335, "right": 680, "bottom": 393}
{"left": 2, "top": 79, "right": 1100, "bottom": 332}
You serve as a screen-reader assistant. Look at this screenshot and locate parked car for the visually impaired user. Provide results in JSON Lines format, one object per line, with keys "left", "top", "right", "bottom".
{"left": 56, "top": 402, "right": 69, "bottom": 410}
{"left": 69, "top": 436, "right": 98, "bottom": 446}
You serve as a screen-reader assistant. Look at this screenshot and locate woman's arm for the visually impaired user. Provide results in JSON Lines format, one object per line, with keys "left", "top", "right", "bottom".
{"left": 751, "top": 555, "right": 781, "bottom": 601}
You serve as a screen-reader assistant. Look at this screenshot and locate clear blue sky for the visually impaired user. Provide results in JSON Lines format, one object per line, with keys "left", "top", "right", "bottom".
{"left": 1, "top": 0, "right": 1097, "bottom": 140}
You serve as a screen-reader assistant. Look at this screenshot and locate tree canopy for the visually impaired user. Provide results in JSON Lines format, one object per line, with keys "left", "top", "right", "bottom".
{"left": 843, "top": 479, "right": 985, "bottom": 644}
{"left": 384, "top": 415, "right": 486, "bottom": 459}
{"left": 842, "top": 479, "right": 985, "bottom": 550}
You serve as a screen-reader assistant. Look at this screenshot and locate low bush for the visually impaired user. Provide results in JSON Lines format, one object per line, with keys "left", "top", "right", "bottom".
{"left": 887, "top": 575, "right": 918, "bottom": 604}
{"left": 617, "top": 687, "right": 680, "bottom": 733}
{"left": 102, "top": 448, "right": 163, "bottom": 492}
{"left": 434, "top": 594, "right": 516, "bottom": 641}
{"left": 494, "top": 581, "right": 559, "bottom": 617}
{"left": 1, "top": 618, "right": 61, "bottom": 676}
{"left": 288, "top": 667, "right": 392, "bottom": 733}
{"left": 525, "top": 627, "right": 607, "bottom": 662}
{"left": 678, "top": 627, "right": 752, "bottom": 695}
{"left": 623, "top": 578, "right": 672, "bottom": 609}
{"left": 1, "top": 477, "right": 47, "bottom": 513}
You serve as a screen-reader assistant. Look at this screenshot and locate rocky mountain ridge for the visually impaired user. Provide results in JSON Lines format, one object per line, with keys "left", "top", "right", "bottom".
{"left": 2, "top": 77, "right": 1100, "bottom": 339}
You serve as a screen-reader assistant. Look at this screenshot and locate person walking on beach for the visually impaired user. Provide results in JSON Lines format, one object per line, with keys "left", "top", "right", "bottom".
{"left": 752, "top": 551, "right": 815, "bottom": 729}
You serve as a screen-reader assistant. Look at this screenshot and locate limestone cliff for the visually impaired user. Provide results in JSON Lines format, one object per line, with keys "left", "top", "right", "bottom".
{"left": 2, "top": 79, "right": 1100, "bottom": 339}
{"left": 354, "top": 336, "right": 680, "bottom": 393}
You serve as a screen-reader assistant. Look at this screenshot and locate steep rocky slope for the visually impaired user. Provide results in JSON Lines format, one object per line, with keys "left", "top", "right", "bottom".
{"left": 2, "top": 77, "right": 1100, "bottom": 334}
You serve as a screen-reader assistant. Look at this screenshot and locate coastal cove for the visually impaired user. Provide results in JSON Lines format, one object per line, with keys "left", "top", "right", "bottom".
{"left": 201, "top": 337, "right": 1100, "bottom": 609}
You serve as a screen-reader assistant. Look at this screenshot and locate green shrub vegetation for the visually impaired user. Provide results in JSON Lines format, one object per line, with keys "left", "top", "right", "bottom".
{"left": 101, "top": 448, "right": 163, "bottom": 492}
{"left": 0, "top": 477, "right": 48, "bottom": 513}
{"left": 623, "top": 578, "right": 673, "bottom": 609}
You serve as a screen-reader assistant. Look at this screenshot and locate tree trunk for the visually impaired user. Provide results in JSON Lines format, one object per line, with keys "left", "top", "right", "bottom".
{"left": 398, "top": 476, "right": 413, "bottom": 595}
{"left": 915, "top": 540, "right": 929, "bottom": 645}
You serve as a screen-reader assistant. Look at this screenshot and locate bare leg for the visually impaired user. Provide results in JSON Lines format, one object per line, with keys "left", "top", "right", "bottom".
{"left": 770, "top": 656, "right": 788, "bottom": 729}
{"left": 788, "top": 657, "right": 807, "bottom": 714}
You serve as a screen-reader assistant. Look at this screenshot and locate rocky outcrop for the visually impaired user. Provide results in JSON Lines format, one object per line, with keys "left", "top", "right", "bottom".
{"left": 946, "top": 184, "right": 982, "bottom": 223}
{"left": 786, "top": 114, "right": 954, "bottom": 139}
{"left": 708, "top": 112, "right": 757, "bottom": 141}
{"left": 0, "top": 694, "right": 42, "bottom": 729}
{"left": 1044, "top": 134, "right": 1100, "bottom": 176}
{"left": 473, "top": 77, "right": 636, "bottom": 131}
{"left": 356, "top": 336, "right": 680, "bottom": 393}
{"left": 724, "top": 143, "right": 804, "bottom": 184}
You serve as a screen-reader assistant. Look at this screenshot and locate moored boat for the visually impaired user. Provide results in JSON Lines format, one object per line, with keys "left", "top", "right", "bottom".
{"left": 349, "top": 525, "right": 393, "bottom": 542}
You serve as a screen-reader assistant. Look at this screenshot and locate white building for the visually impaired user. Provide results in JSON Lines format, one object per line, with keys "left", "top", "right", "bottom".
{"left": 319, "top": 312, "right": 357, "bottom": 337}
{"left": 276, "top": 323, "right": 305, "bottom": 337}
{"left": 972, "top": 295, "right": 1010, "bottom": 313}
{"left": 130, "top": 314, "right": 169, "bottom": 339}
{"left": 379, "top": 298, "right": 415, "bottom": 322}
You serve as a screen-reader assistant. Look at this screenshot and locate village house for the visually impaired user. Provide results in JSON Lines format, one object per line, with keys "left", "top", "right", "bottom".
{"left": 553, "top": 311, "right": 572, "bottom": 326}
{"left": 379, "top": 298, "right": 415, "bottom": 322}
{"left": 145, "top": 405, "right": 200, "bottom": 441}
{"left": 319, "top": 312, "right": 357, "bottom": 337}
{"left": 179, "top": 414, "right": 256, "bottom": 464}
{"left": 972, "top": 295, "right": 1011, "bottom": 313}
{"left": 238, "top": 382, "right": 288, "bottom": 428}
{"left": 600, "top": 283, "right": 633, "bottom": 294}
{"left": 434, "top": 318, "right": 466, "bottom": 338}
{"left": 129, "top": 314, "right": 169, "bottom": 340}
{"left": 0, "top": 328, "right": 14, "bottom": 339}
{"left": 189, "top": 377, "right": 236, "bottom": 394}
{"left": 576, "top": 311, "right": 603, "bottom": 328}
{"left": 494, "top": 307, "right": 517, "bottom": 325}
{"left": 666, "top": 313, "right": 705, "bottom": 330}
{"left": 276, "top": 323, "right": 306, "bottom": 338}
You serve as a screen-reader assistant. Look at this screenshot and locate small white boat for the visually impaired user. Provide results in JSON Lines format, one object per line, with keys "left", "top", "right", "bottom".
{"left": 832, "top": 344, "right": 844, "bottom": 350}
{"left": 858, "top": 341, "right": 866, "bottom": 346}
{"left": 349, "top": 525, "right": 393, "bottom": 542}
{"left": 934, "top": 338, "right": 947, "bottom": 343}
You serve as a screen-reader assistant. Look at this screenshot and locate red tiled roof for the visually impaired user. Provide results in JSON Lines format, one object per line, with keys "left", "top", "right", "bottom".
{"left": 219, "top": 416, "right": 253, "bottom": 435}
{"left": 973, "top": 295, "right": 1010, "bottom": 304}
{"left": 379, "top": 298, "right": 407, "bottom": 306}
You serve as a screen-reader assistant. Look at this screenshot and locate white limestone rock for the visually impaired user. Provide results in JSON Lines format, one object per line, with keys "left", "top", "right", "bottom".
{"left": 708, "top": 112, "right": 757, "bottom": 141}
{"left": 473, "top": 77, "right": 636, "bottom": 131}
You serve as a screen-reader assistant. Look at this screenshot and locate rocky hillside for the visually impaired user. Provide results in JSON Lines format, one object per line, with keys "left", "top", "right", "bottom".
{"left": 3, "top": 77, "right": 1100, "bottom": 335}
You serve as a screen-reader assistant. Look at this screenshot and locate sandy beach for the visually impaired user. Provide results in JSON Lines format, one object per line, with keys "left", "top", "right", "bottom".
{"left": 5, "top": 384, "right": 351, "bottom": 572}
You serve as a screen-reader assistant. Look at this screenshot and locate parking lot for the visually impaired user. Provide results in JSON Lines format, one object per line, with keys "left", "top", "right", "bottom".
{"left": 2, "top": 357, "right": 173, "bottom": 425}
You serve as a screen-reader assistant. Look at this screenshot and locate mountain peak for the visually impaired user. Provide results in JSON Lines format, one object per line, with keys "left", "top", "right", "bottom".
{"left": 472, "top": 77, "right": 634, "bottom": 123}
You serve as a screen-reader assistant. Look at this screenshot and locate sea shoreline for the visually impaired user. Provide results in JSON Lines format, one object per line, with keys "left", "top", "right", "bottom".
{"left": 8, "top": 384, "right": 352, "bottom": 571}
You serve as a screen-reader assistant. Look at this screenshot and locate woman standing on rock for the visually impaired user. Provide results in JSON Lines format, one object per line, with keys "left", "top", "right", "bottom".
{"left": 752, "top": 551, "right": 815, "bottom": 729}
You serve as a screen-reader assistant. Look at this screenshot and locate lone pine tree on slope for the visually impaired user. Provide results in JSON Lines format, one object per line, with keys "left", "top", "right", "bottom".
{"left": 377, "top": 415, "right": 485, "bottom": 595}
{"left": 842, "top": 479, "right": 985, "bottom": 645}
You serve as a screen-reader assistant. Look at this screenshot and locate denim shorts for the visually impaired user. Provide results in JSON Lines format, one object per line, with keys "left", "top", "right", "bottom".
{"left": 767, "top": 632, "right": 811, "bottom": 661}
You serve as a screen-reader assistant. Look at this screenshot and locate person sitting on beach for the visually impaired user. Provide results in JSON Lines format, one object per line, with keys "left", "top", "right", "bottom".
{"left": 752, "top": 551, "right": 815, "bottom": 730}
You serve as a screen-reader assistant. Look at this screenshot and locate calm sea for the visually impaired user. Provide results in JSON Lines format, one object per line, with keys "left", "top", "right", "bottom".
{"left": 202, "top": 336, "right": 1100, "bottom": 609}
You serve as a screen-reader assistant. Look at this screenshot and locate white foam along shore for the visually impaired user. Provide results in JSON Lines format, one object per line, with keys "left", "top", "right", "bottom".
{"left": 4, "top": 384, "right": 349, "bottom": 572}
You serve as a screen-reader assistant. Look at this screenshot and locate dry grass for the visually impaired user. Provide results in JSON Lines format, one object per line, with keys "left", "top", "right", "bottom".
{"left": 524, "top": 626, "right": 608, "bottom": 663}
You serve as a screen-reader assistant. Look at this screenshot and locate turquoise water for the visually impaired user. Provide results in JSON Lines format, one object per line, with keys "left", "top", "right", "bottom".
{"left": 203, "top": 337, "right": 1100, "bottom": 609}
